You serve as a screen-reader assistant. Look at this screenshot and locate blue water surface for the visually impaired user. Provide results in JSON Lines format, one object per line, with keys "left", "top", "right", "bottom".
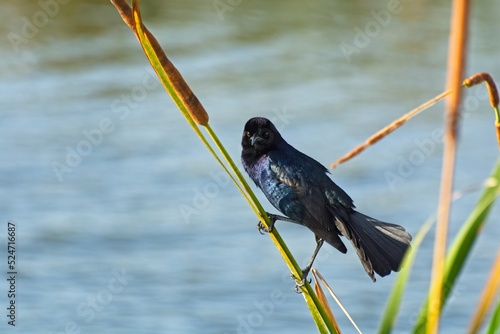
{"left": 1, "top": 1, "right": 499, "bottom": 333}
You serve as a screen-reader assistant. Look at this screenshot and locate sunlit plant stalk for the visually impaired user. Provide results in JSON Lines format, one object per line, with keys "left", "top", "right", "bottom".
{"left": 428, "top": 0, "right": 470, "bottom": 330}
{"left": 110, "top": 0, "right": 338, "bottom": 332}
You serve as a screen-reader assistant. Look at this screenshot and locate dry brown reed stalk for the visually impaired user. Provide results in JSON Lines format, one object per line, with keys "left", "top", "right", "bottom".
{"left": 428, "top": 0, "right": 470, "bottom": 333}
{"left": 331, "top": 71, "right": 500, "bottom": 170}
{"left": 330, "top": 91, "right": 451, "bottom": 169}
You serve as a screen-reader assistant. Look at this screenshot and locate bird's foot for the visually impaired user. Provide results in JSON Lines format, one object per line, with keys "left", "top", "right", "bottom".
{"left": 290, "top": 269, "right": 312, "bottom": 294}
{"left": 256, "top": 212, "right": 278, "bottom": 234}
{"left": 256, "top": 221, "right": 272, "bottom": 234}
{"left": 256, "top": 213, "right": 301, "bottom": 234}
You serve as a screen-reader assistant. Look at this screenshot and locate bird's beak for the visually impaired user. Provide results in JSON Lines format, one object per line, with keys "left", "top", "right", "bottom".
{"left": 250, "top": 134, "right": 262, "bottom": 146}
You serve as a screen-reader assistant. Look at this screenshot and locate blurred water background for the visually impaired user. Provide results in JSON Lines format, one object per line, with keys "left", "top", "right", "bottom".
{"left": 1, "top": 0, "right": 499, "bottom": 333}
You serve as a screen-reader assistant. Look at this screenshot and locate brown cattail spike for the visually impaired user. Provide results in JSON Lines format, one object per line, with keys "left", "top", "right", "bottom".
{"left": 112, "top": 0, "right": 209, "bottom": 126}
{"left": 463, "top": 72, "right": 499, "bottom": 110}
{"left": 463, "top": 72, "right": 500, "bottom": 149}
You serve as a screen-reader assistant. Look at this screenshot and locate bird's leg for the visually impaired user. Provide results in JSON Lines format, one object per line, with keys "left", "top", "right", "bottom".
{"left": 256, "top": 212, "right": 300, "bottom": 234}
{"left": 292, "top": 237, "right": 324, "bottom": 293}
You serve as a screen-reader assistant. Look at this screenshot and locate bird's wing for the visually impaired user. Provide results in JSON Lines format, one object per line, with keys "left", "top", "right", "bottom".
{"left": 279, "top": 146, "right": 355, "bottom": 210}
{"left": 266, "top": 151, "right": 348, "bottom": 252}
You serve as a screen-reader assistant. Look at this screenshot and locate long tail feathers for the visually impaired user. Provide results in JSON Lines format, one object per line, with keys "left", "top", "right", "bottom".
{"left": 343, "top": 211, "right": 412, "bottom": 281}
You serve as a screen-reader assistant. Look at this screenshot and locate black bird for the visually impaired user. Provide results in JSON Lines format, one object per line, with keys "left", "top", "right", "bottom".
{"left": 241, "top": 117, "right": 412, "bottom": 287}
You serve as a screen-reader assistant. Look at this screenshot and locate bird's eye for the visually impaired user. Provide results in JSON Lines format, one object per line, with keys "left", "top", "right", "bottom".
{"left": 263, "top": 131, "right": 270, "bottom": 139}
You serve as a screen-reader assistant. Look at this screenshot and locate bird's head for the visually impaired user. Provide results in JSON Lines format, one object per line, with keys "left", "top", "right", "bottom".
{"left": 241, "top": 117, "right": 283, "bottom": 156}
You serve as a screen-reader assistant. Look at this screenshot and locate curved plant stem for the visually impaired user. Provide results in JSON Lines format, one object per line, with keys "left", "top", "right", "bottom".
{"left": 109, "top": 0, "right": 338, "bottom": 332}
